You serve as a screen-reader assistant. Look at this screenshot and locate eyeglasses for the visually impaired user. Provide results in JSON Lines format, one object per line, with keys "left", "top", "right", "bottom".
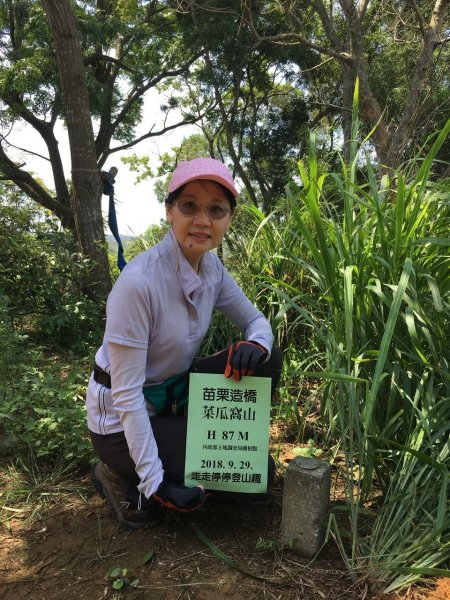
{"left": 174, "top": 200, "right": 232, "bottom": 221}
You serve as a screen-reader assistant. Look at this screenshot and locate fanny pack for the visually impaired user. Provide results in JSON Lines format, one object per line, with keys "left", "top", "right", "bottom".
{"left": 143, "top": 371, "right": 190, "bottom": 416}
{"left": 93, "top": 362, "right": 190, "bottom": 417}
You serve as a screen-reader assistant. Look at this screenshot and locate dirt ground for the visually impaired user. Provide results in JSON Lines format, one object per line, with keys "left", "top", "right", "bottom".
{"left": 1, "top": 438, "right": 449, "bottom": 600}
{"left": 1, "top": 466, "right": 449, "bottom": 600}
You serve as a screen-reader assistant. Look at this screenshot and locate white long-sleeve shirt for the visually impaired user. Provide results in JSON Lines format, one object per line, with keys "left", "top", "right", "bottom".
{"left": 86, "top": 229, "right": 273, "bottom": 498}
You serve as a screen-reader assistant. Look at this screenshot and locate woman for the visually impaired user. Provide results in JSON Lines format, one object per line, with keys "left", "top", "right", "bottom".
{"left": 87, "top": 158, "right": 282, "bottom": 529}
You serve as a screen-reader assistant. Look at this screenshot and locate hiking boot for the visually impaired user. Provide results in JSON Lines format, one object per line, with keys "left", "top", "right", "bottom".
{"left": 91, "top": 461, "right": 162, "bottom": 530}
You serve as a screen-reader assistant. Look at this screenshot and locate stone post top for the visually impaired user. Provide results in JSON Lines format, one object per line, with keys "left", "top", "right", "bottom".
{"left": 292, "top": 456, "right": 324, "bottom": 470}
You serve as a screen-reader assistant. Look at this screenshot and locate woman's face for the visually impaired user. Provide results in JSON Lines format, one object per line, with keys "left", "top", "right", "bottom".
{"left": 165, "top": 180, "right": 233, "bottom": 270}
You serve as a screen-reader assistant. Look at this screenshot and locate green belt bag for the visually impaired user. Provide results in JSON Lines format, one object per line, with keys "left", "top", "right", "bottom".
{"left": 143, "top": 371, "right": 190, "bottom": 416}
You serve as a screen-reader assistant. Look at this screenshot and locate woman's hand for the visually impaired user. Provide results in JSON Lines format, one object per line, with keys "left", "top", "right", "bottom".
{"left": 153, "top": 481, "right": 206, "bottom": 513}
{"left": 224, "top": 341, "right": 267, "bottom": 381}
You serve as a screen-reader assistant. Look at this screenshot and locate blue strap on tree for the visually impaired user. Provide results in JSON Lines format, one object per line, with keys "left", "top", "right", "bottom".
{"left": 101, "top": 167, "right": 127, "bottom": 271}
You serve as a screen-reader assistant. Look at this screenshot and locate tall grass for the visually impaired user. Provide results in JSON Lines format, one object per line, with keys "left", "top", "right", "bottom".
{"left": 288, "top": 114, "right": 449, "bottom": 589}
{"left": 227, "top": 87, "right": 449, "bottom": 590}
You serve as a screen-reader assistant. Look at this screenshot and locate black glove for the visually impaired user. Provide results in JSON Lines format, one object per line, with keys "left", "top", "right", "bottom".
{"left": 224, "top": 341, "right": 267, "bottom": 382}
{"left": 153, "top": 481, "right": 206, "bottom": 513}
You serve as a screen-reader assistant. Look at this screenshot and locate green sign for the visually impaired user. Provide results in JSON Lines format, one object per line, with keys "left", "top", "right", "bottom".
{"left": 184, "top": 373, "right": 271, "bottom": 493}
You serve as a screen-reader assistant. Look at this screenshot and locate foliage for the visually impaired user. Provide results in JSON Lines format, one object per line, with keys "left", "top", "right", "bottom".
{"left": 228, "top": 94, "right": 450, "bottom": 589}
{"left": 1, "top": 0, "right": 448, "bottom": 300}
{"left": 0, "top": 319, "right": 93, "bottom": 465}
{"left": 198, "top": 309, "right": 241, "bottom": 358}
{"left": 0, "top": 185, "right": 99, "bottom": 466}
{"left": 170, "top": 1, "right": 311, "bottom": 212}
{"left": 235, "top": 0, "right": 450, "bottom": 169}
{"left": 0, "top": 0, "right": 198, "bottom": 155}
{"left": 362, "top": 1, "right": 450, "bottom": 166}
{"left": 220, "top": 74, "right": 450, "bottom": 588}
{"left": 225, "top": 199, "right": 312, "bottom": 352}
{"left": 106, "top": 566, "right": 139, "bottom": 590}
{"left": 124, "top": 222, "right": 170, "bottom": 261}
{"left": 0, "top": 184, "right": 104, "bottom": 350}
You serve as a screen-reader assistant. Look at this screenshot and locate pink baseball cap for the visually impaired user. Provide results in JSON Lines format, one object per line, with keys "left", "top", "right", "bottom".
{"left": 168, "top": 158, "right": 238, "bottom": 201}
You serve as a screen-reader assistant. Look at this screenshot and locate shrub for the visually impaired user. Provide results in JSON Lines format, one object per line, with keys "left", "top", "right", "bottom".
{"left": 0, "top": 186, "right": 104, "bottom": 351}
{"left": 0, "top": 315, "right": 93, "bottom": 466}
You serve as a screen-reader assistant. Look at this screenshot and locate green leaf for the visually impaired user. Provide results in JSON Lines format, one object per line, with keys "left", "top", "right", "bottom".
{"left": 365, "top": 257, "right": 413, "bottom": 433}
{"left": 108, "top": 567, "right": 122, "bottom": 579}
{"left": 300, "top": 371, "right": 366, "bottom": 384}
{"left": 112, "top": 579, "right": 124, "bottom": 590}
{"left": 143, "top": 549, "right": 156, "bottom": 565}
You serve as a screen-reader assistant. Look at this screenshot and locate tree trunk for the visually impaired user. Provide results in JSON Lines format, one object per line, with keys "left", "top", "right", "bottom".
{"left": 386, "top": 0, "right": 450, "bottom": 167}
{"left": 0, "top": 140, "right": 74, "bottom": 228}
{"left": 41, "top": 0, "right": 111, "bottom": 298}
{"left": 341, "top": 62, "right": 355, "bottom": 163}
{"left": 247, "top": 0, "right": 449, "bottom": 171}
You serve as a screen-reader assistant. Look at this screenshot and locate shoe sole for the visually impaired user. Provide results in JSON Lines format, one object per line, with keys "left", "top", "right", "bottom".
{"left": 153, "top": 492, "right": 205, "bottom": 513}
{"left": 91, "top": 465, "right": 161, "bottom": 530}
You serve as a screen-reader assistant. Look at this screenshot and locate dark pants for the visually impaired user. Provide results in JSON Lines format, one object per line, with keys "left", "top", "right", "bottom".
{"left": 90, "top": 346, "right": 282, "bottom": 495}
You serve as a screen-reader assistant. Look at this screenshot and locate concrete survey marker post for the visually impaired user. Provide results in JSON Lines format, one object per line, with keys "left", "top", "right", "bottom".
{"left": 185, "top": 373, "right": 271, "bottom": 493}
{"left": 281, "top": 456, "right": 331, "bottom": 558}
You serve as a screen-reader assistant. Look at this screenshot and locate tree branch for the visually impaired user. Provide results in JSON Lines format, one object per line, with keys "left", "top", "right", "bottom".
{"left": 95, "top": 53, "right": 203, "bottom": 163}
{"left": 102, "top": 113, "right": 206, "bottom": 158}
{"left": 244, "top": 0, "right": 349, "bottom": 109}
{"left": 411, "top": 0, "right": 428, "bottom": 40}
{"left": 358, "top": 0, "right": 371, "bottom": 22}
{"left": 387, "top": 0, "right": 450, "bottom": 165}
{"left": 0, "top": 141, "right": 72, "bottom": 220}
{"left": 242, "top": 0, "right": 349, "bottom": 61}
{"left": 313, "top": 0, "right": 342, "bottom": 49}
{"left": 1, "top": 91, "right": 72, "bottom": 212}
{"left": 1, "top": 138, "right": 51, "bottom": 164}
{"left": 83, "top": 51, "right": 135, "bottom": 74}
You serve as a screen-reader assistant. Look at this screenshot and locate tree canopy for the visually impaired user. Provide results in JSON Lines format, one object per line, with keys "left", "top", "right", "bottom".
{"left": 0, "top": 0, "right": 203, "bottom": 292}
{"left": 0, "top": 0, "right": 448, "bottom": 295}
